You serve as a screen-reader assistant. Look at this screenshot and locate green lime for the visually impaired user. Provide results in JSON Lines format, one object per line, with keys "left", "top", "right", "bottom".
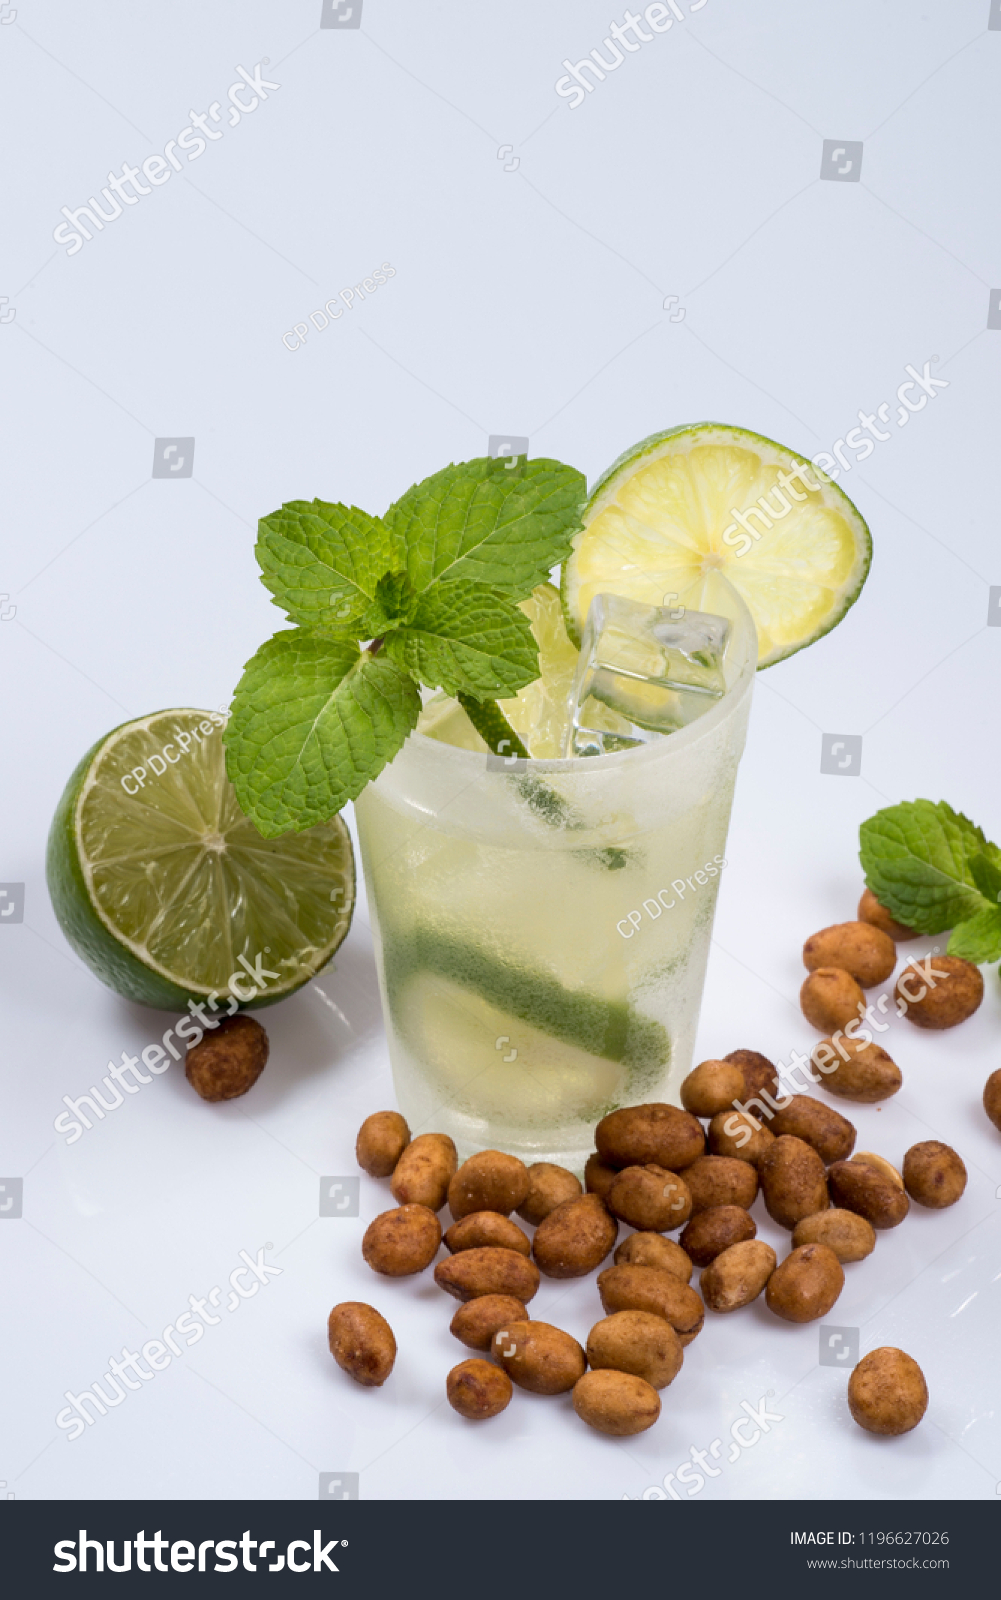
{"left": 383, "top": 925, "right": 669, "bottom": 1117}
{"left": 562, "top": 423, "right": 872, "bottom": 668}
{"left": 391, "top": 969, "right": 629, "bottom": 1125}
{"left": 46, "top": 708, "right": 355, "bottom": 1010}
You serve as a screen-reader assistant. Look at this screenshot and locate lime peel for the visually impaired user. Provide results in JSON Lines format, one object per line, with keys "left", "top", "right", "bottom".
{"left": 562, "top": 422, "right": 872, "bottom": 669}
{"left": 46, "top": 709, "right": 355, "bottom": 1010}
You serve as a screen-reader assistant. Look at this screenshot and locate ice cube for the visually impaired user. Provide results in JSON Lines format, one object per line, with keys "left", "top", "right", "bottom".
{"left": 565, "top": 593, "right": 730, "bottom": 757}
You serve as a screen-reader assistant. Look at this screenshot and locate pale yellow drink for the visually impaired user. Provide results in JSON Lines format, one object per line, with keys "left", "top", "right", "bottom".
{"left": 354, "top": 594, "right": 756, "bottom": 1169}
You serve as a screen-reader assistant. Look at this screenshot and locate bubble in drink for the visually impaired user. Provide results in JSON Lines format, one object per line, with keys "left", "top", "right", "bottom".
{"left": 566, "top": 593, "right": 730, "bottom": 758}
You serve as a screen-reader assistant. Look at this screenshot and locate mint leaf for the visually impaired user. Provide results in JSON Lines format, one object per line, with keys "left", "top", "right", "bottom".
{"left": 859, "top": 799, "right": 996, "bottom": 934}
{"left": 257, "top": 500, "right": 400, "bottom": 632}
{"left": 951, "top": 851, "right": 1001, "bottom": 959}
{"left": 384, "top": 581, "right": 539, "bottom": 699}
{"left": 948, "top": 907, "right": 1001, "bottom": 963}
{"left": 225, "top": 630, "right": 420, "bottom": 836}
{"left": 969, "top": 849, "right": 1001, "bottom": 905}
{"left": 383, "top": 455, "right": 586, "bottom": 600}
{"left": 373, "top": 570, "right": 417, "bottom": 624}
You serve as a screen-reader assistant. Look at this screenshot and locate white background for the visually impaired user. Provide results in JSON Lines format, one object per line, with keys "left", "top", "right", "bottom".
{"left": 1, "top": 0, "right": 1000, "bottom": 1503}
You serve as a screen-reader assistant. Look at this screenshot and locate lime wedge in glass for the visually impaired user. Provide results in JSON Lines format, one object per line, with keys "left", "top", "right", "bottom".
{"left": 391, "top": 969, "right": 630, "bottom": 1124}
{"left": 562, "top": 423, "right": 871, "bottom": 668}
{"left": 383, "top": 925, "right": 669, "bottom": 1121}
{"left": 46, "top": 708, "right": 355, "bottom": 1010}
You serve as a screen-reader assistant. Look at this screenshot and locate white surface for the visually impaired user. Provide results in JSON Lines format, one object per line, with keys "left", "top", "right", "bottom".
{"left": 1, "top": 0, "right": 999, "bottom": 1502}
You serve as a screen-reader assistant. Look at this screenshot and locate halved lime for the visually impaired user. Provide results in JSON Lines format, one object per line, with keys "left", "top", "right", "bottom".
{"left": 562, "top": 423, "right": 871, "bottom": 668}
{"left": 46, "top": 709, "right": 355, "bottom": 1010}
{"left": 418, "top": 582, "right": 579, "bottom": 757}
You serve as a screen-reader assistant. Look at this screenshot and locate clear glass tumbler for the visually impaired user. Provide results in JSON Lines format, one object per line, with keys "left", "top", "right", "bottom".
{"left": 354, "top": 586, "right": 756, "bottom": 1169}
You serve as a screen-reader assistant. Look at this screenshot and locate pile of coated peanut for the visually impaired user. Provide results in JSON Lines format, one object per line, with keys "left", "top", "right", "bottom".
{"left": 334, "top": 1141, "right": 950, "bottom": 1434}
{"left": 799, "top": 888, "right": 986, "bottom": 1101}
{"left": 794, "top": 885, "right": 999, "bottom": 1174}
{"left": 325, "top": 887, "right": 992, "bottom": 1442}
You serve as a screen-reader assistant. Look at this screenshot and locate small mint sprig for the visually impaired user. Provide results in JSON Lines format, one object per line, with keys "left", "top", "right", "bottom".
{"left": 859, "top": 799, "right": 1001, "bottom": 964}
{"left": 224, "top": 455, "right": 586, "bottom": 836}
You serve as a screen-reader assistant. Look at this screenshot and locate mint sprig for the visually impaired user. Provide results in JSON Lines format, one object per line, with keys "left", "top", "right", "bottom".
{"left": 225, "top": 454, "right": 586, "bottom": 835}
{"left": 225, "top": 632, "right": 421, "bottom": 836}
{"left": 257, "top": 500, "right": 399, "bottom": 634}
{"left": 384, "top": 456, "right": 587, "bottom": 595}
{"left": 382, "top": 581, "right": 538, "bottom": 699}
{"left": 860, "top": 799, "right": 1001, "bottom": 964}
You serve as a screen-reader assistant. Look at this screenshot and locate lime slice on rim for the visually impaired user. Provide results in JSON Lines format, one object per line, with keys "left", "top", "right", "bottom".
{"left": 46, "top": 709, "right": 355, "bottom": 1010}
{"left": 418, "top": 582, "right": 579, "bottom": 758}
{"left": 562, "top": 423, "right": 872, "bottom": 667}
